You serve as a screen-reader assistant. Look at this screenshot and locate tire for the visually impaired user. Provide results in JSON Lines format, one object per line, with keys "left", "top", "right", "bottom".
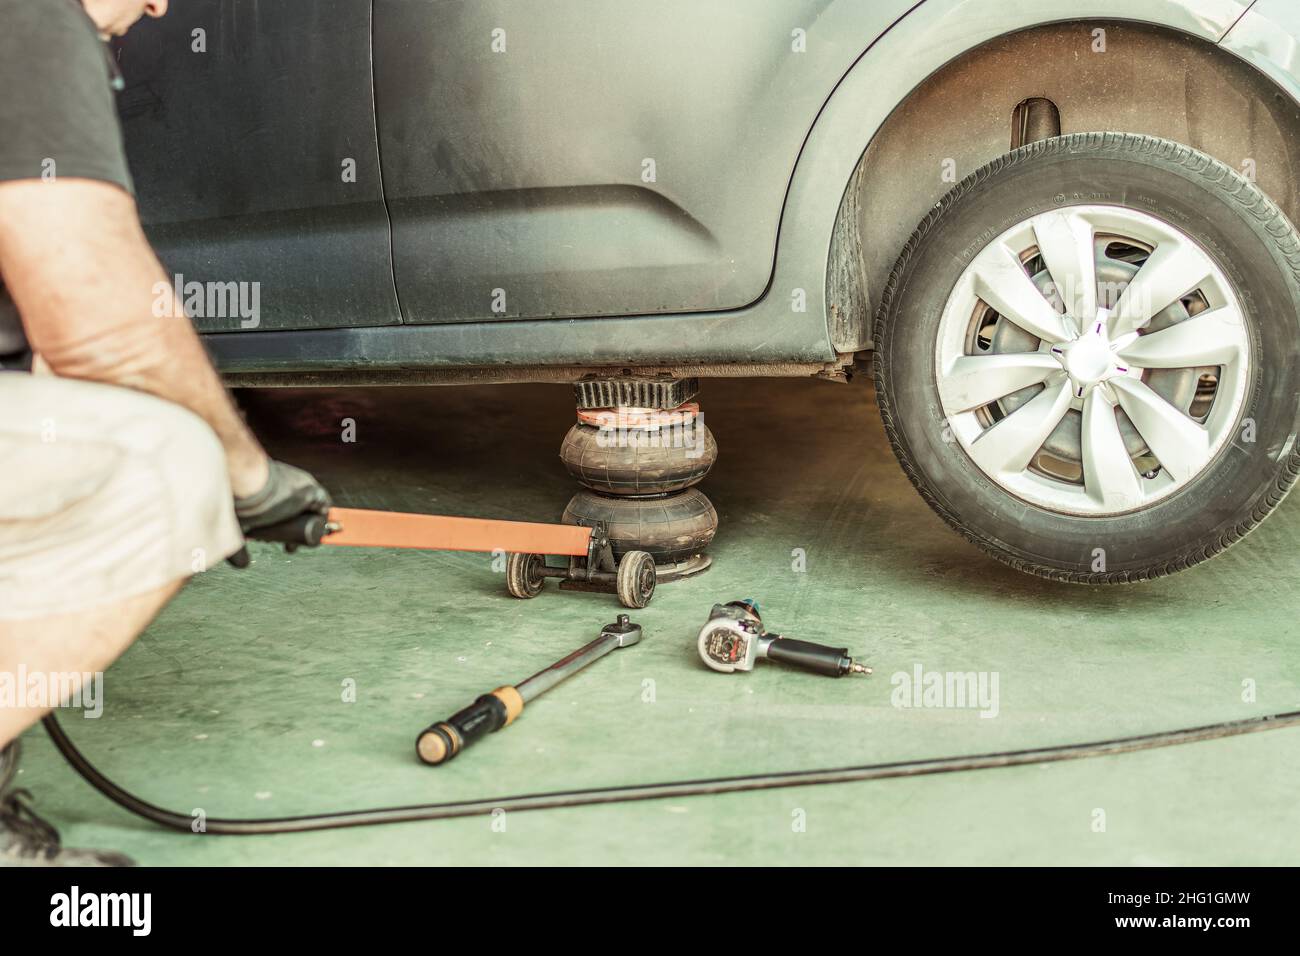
{"left": 505, "top": 552, "right": 546, "bottom": 598}
{"left": 559, "top": 422, "right": 717, "bottom": 496}
{"left": 874, "top": 133, "right": 1300, "bottom": 583}
{"left": 616, "top": 550, "right": 657, "bottom": 608}
{"left": 562, "top": 488, "right": 718, "bottom": 564}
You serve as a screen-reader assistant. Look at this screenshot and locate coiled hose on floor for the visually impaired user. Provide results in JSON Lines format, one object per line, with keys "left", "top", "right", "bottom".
{"left": 40, "top": 708, "right": 1300, "bottom": 836}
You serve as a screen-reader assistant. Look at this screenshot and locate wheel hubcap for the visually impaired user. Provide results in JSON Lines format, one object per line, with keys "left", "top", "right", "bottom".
{"left": 1054, "top": 317, "right": 1122, "bottom": 394}
{"left": 936, "top": 205, "right": 1250, "bottom": 516}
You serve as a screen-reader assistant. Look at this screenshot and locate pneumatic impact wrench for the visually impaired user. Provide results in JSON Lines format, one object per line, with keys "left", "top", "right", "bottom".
{"left": 697, "top": 600, "right": 871, "bottom": 677}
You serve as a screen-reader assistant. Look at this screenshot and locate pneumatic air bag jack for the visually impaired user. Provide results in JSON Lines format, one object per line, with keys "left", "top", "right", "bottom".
{"left": 562, "top": 380, "right": 718, "bottom": 586}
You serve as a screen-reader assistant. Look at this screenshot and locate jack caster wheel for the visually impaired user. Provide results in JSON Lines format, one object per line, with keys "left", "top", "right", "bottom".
{"left": 616, "top": 550, "right": 657, "bottom": 608}
{"left": 505, "top": 552, "right": 546, "bottom": 599}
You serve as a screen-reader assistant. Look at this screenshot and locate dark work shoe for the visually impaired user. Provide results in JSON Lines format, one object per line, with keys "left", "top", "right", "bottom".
{"left": 0, "top": 740, "right": 135, "bottom": 867}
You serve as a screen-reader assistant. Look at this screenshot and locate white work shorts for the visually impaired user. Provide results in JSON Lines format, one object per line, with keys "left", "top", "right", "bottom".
{"left": 0, "top": 372, "right": 242, "bottom": 619}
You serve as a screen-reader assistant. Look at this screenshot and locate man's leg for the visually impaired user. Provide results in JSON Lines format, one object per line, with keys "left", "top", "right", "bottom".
{"left": 0, "top": 582, "right": 176, "bottom": 867}
{"left": 0, "top": 579, "right": 180, "bottom": 749}
{"left": 0, "top": 373, "right": 242, "bottom": 865}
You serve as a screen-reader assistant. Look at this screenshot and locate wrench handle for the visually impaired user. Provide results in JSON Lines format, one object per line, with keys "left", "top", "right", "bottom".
{"left": 245, "top": 512, "right": 333, "bottom": 547}
{"left": 416, "top": 686, "right": 524, "bottom": 765}
{"left": 765, "top": 637, "right": 855, "bottom": 677}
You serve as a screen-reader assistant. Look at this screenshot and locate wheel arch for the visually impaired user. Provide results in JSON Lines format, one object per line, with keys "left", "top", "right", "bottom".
{"left": 821, "top": 14, "right": 1300, "bottom": 353}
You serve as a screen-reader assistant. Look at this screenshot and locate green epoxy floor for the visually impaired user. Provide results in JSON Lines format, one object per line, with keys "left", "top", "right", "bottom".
{"left": 16, "top": 378, "right": 1300, "bottom": 865}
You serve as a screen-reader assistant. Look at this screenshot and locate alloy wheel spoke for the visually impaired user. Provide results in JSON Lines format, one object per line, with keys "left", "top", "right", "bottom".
{"left": 1116, "top": 304, "right": 1248, "bottom": 369}
{"left": 1112, "top": 237, "right": 1213, "bottom": 338}
{"left": 939, "top": 352, "right": 1062, "bottom": 414}
{"left": 1110, "top": 377, "right": 1211, "bottom": 483}
{"left": 1081, "top": 389, "right": 1143, "bottom": 510}
{"left": 973, "top": 243, "right": 1071, "bottom": 343}
{"left": 1032, "top": 210, "right": 1098, "bottom": 322}
{"left": 966, "top": 375, "right": 1072, "bottom": 478}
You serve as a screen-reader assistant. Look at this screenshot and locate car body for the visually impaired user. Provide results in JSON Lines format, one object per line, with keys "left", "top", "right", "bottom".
{"left": 113, "top": 0, "right": 1300, "bottom": 583}
{"left": 114, "top": 0, "right": 1300, "bottom": 384}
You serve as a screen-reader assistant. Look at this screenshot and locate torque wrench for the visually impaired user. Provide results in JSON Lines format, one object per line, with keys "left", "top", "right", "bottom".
{"left": 416, "top": 614, "right": 643, "bottom": 765}
{"left": 698, "top": 599, "right": 871, "bottom": 677}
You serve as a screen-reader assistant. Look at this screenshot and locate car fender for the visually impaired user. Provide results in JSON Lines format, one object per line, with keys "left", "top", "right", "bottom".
{"left": 1220, "top": 0, "right": 1300, "bottom": 106}
{"left": 781, "top": 0, "right": 1251, "bottom": 354}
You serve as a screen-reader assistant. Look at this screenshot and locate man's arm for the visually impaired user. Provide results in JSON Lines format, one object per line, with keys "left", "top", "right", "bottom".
{"left": 0, "top": 177, "right": 269, "bottom": 497}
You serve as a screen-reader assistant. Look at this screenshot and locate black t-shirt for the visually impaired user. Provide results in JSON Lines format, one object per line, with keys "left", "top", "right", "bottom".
{"left": 0, "top": 0, "right": 134, "bottom": 359}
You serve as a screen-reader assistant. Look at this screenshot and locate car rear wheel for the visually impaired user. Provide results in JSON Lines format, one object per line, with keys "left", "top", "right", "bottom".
{"left": 874, "top": 133, "right": 1300, "bottom": 582}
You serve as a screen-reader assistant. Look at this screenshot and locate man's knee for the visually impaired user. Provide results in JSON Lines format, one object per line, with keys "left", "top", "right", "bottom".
{"left": 138, "top": 401, "right": 242, "bottom": 573}
{"left": 150, "top": 401, "right": 231, "bottom": 507}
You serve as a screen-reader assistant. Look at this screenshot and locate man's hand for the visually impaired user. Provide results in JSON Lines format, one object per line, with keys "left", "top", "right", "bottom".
{"left": 233, "top": 460, "right": 332, "bottom": 534}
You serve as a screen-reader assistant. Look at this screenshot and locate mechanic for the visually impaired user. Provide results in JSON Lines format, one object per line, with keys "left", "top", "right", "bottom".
{"left": 0, "top": 0, "right": 331, "bottom": 865}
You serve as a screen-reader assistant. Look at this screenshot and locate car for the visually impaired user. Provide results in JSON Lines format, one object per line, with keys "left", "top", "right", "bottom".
{"left": 112, "top": 0, "right": 1300, "bottom": 583}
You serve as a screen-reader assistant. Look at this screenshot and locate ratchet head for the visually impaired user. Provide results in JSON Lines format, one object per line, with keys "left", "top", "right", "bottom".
{"left": 602, "top": 613, "right": 643, "bottom": 648}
